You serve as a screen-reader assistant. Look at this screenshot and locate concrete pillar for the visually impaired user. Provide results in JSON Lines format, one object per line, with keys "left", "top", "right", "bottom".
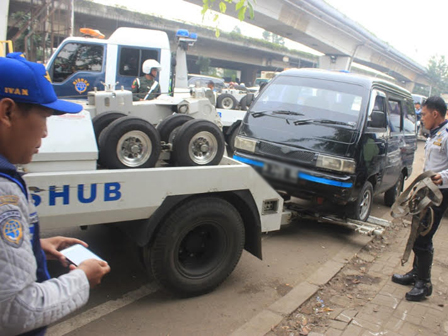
{"left": 319, "top": 55, "right": 351, "bottom": 71}
{"left": 1, "top": 0, "right": 10, "bottom": 41}
{"left": 240, "top": 65, "right": 258, "bottom": 87}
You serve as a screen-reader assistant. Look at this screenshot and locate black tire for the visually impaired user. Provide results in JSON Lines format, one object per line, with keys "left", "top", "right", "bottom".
{"left": 217, "top": 93, "right": 238, "bottom": 110}
{"left": 98, "top": 117, "right": 161, "bottom": 169}
{"left": 156, "top": 114, "right": 194, "bottom": 143}
{"left": 149, "top": 197, "right": 245, "bottom": 296}
{"left": 384, "top": 172, "right": 404, "bottom": 207}
{"left": 92, "top": 112, "right": 126, "bottom": 145}
{"left": 347, "top": 181, "right": 373, "bottom": 221}
{"left": 239, "top": 95, "right": 248, "bottom": 110}
{"left": 226, "top": 124, "right": 240, "bottom": 155}
{"left": 172, "top": 119, "right": 225, "bottom": 166}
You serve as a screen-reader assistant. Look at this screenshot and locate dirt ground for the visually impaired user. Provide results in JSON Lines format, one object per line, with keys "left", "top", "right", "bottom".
{"left": 267, "top": 218, "right": 411, "bottom": 336}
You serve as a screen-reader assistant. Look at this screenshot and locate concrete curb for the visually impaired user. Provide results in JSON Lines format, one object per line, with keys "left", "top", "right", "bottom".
{"left": 229, "top": 237, "right": 373, "bottom": 336}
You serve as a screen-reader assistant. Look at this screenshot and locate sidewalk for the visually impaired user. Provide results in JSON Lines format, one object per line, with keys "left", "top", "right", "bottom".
{"left": 265, "top": 218, "right": 448, "bottom": 336}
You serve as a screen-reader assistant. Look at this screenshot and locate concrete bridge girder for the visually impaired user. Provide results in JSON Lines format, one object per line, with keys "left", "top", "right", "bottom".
{"left": 184, "top": 0, "right": 427, "bottom": 85}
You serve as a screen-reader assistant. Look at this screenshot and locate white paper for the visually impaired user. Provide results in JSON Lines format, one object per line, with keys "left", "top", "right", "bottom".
{"left": 60, "top": 244, "right": 105, "bottom": 266}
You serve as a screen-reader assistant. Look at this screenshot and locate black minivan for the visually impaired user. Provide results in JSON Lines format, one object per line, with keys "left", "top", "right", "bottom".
{"left": 233, "top": 69, "right": 417, "bottom": 221}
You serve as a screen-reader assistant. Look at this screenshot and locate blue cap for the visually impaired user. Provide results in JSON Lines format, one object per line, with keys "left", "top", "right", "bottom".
{"left": 0, "top": 53, "right": 82, "bottom": 115}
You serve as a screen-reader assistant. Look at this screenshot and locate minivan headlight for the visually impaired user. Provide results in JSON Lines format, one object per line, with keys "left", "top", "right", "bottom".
{"left": 316, "top": 155, "right": 356, "bottom": 174}
{"left": 234, "top": 136, "right": 257, "bottom": 153}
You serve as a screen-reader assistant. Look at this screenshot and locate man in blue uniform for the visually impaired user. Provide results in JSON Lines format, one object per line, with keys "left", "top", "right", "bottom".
{"left": 392, "top": 96, "right": 448, "bottom": 301}
{"left": 0, "top": 53, "right": 110, "bottom": 335}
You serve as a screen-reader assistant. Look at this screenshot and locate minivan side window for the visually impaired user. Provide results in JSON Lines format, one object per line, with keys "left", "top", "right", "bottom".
{"left": 403, "top": 99, "right": 416, "bottom": 134}
{"left": 388, "top": 100, "right": 402, "bottom": 132}
{"left": 52, "top": 43, "right": 104, "bottom": 82}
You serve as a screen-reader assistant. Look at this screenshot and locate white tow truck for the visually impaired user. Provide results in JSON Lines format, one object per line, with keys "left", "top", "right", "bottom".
{"left": 22, "top": 110, "right": 285, "bottom": 297}
{"left": 47, "top": 27, "right": 246, "bottom": 168}
{"left": 22, "top": 109, "right": 389, "bottom": 297}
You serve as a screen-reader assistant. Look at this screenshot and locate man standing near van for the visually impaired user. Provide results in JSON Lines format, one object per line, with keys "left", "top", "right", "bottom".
{"left": 392, "top": 96, "right": 448, "bottom": 302}
{"left": 415, "top": 102, "right": 422, "bottom": 134}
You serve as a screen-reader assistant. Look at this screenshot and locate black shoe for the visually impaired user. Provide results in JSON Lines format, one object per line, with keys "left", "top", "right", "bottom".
{"left": 392, "top": 254, "right": 418, "bottom": 286}
{"left": 405, "top": 280, "right": 432, "bottom": 301}
{"left": 405, "top": 249, "right": 433, "bottom": 301}
{"left": 392, "top": 270, "right": 417, "bottom": 285}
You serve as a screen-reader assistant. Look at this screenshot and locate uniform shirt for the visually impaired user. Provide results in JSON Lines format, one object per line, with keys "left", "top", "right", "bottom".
{"left": 424, "top": 120, "right": 448, "bottom": 188}
{"left": 131, "top": 76, "right": 160, "bottom": 101}
{"left": 0, "top": 155, "right": 89, "bottom": 336}
{"left": 205, "top": 88, "right": 216, "bottom": 106}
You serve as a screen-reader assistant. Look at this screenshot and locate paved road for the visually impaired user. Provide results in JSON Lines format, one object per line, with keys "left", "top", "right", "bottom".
{"left": 42, "top": 142, "right": 425, "bottom": 336}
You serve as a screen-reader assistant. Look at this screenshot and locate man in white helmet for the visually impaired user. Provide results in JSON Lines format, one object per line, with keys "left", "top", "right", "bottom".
{"left": 131, "top": 59, "right": 161, "bottom": 101}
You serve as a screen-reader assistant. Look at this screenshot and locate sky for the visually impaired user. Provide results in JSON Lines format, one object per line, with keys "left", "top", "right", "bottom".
{"left": 94, "top": 0, "right": 448, "bottom": 68}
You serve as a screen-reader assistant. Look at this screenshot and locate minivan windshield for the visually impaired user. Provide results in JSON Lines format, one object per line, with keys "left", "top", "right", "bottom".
{"left": 250, "top": 75, "right": 368, "bottom": 126}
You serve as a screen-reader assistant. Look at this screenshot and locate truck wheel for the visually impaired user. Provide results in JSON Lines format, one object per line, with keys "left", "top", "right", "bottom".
{"left": 173, "top": 119, "right": 225, "bottom": 166}
{"left": 156, "top": 114, "right": 194, "bottom": 143}
{"left": 217, "top": 93, "right": 238, "bottom": 110}
{"left": 149, "top": 196, "right": 245, "bottom": 296}
{"left": 347, "top": 181, "right": 373, "bottom": 221}
{"left": 384, "top": 172, "right": 404, "bottom": 207}
{"left": 239, "top": 95, "right": 248, "bottom": 110}
{"left": 98, "top": 117, "right": 161, "bottom": 169}
{"left": 92, "top": 112, "right": 126, "bottom": 145}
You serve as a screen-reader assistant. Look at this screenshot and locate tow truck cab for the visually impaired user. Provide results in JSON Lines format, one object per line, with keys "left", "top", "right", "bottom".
{"left": 45, "top": 27, "right": 171, "bottom": 98}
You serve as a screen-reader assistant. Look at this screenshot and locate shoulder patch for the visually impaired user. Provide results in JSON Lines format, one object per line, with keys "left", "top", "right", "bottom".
{"left": 1, "top": 210, "right": 23, "bottom": 247}
{"left": 0, "top": 195, "right": 19, "bottom": 207}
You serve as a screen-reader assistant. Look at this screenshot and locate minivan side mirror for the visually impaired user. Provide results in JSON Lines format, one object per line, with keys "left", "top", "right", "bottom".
{"left": 368, "top": 110, "right": 387, "bottom": 128}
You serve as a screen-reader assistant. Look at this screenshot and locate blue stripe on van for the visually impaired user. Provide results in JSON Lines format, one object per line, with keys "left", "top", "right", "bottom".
{"left": 298, "top": 172, "right": 353, "bottom": 188}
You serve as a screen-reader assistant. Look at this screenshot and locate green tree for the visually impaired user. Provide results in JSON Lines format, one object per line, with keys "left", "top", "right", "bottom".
{"left": 261, "top": 30, "right": 285, "bottom": 46}
{"left": 425, "top": 55, "right": 448, "bottom": 96}
{"left": 10, "top": 11, "right": 50, "bottom": 62}
{"left": 196, "top": 56, "right": 211, "bottom": 74}
{"left": 202, "top": 0, "right": 255, "bottom": 37}
{"left": 222, "top": 68, "right": 238, "bottom": 82}
{"left": 195, "top": 56, "right": 219, "bottom": 76}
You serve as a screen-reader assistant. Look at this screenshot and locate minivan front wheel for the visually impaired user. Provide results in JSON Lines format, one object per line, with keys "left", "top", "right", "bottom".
{"left": 384, "top": 172, "right": 404, "bottom": 207}
{"left": 347, "top": 181, "right": 373, "bottom": 222}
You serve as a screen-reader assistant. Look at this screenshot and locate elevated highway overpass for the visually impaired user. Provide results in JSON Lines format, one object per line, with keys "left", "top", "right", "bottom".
{"left": 7, "top": 0, "right": 427, "bottom": 89}
{"left": 185, "top": 0, "right": 428, "bottom": 90}
{"left": 7, "top": 0, "right": 317, "bottom": 86}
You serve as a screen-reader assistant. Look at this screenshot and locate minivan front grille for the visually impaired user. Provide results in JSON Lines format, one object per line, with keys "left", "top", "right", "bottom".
{"left": 257, "top": 141, "right": 316, "bottom": 165}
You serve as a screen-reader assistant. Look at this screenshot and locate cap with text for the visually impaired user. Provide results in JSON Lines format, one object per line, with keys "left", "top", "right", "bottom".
{"left": 0, "top": 52, "right": 82, "bottom": 114}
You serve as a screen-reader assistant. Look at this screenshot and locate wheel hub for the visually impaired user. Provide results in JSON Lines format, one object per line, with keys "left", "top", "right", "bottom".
{"left": 188, "top": 131, "right": 218, "bottom": 165}
{"left": 359, "top": 190, "right": 371, "bottom": 219}
{"left": 176, "top": 223, "right": 225, "bottom": 276}
{"left": 132, "top": 144, "right": 141, "bottom": 154}
{"left": 117, "top": 130, "right": 152, "bottom": 167}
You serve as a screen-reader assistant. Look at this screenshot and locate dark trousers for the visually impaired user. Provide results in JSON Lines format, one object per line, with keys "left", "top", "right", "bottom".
{"left": 413, "top": 188, "right": 448, "bottom": 253}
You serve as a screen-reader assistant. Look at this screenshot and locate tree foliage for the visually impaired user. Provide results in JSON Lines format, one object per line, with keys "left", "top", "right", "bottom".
{"left": 262, "top": 30, "right": 285, "bottom": 46}
{"left": 426, "top": 55, "right": 448, "bottom": 96}
{"left": 10, "top": 11, "right": 50, "bottom": 61}
{"left": 202, "top": 0, "right": 256, "bottom": 37}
